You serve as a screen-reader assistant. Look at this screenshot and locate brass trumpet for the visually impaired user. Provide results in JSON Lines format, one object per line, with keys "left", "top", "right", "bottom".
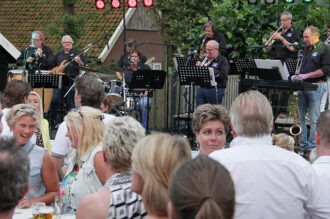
{"left": 265, "top": 24, "right": 283, "bottom": 47}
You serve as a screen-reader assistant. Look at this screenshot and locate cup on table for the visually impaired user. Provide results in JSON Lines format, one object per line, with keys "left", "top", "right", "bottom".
{"left": 32, "top": 202, "right": 53, "bottom": 219}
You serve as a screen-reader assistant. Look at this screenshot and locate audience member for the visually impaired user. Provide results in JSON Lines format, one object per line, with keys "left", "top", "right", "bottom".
{"left": 168, "top": 155, "right": 235, "bottom": 219}
{"left": 0, "top": 138, "right": 29, "bottom": 219}
{"left": 60, "top": 106, "right": 108, "bottom": 213}
{"left": 192, "top": 104, "right": 230, "bottom": 156}
{"left": 28, "top": 91, "right": 51, "bottom": 153}
{"left": 272, "top": 133, "right": 295, "bottom": 151}
{"left": 313, "top": 110, "right": 330, "bottom": 191}
{"left": 51, "top": 75, "right": 115, "bottom": 180}
{"left": 6, "top": 104, "right": 59, "bottom": 208}
{"left": 77, "top": 116, "right": 146, "bottom": 219}
{"left": 209, "top": 90, "right": 330, "bottom": 218}
{"left": 100, "top": 95, "right": 113, "bottom": 114}
{"left": 131, "top": 133, "right": 192, "bottom": 219}
{"left": 1, "top": 80, "right": 31, "bottom": 136}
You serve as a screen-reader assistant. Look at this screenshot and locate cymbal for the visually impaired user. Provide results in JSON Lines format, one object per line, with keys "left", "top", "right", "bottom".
{"left": 78, "top": 66, "right": 97, "bottom": 72}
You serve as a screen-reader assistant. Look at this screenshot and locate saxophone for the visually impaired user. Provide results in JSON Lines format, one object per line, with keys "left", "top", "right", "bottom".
{"left": 290, "top": 51, "right": 303, "bottom": 151}
{"left": 199, "top": 36, "right": 207, "bottom": 58}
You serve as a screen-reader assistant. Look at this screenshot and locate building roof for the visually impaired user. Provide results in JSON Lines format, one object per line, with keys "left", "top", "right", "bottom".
{"left": 0, "top": 0, "right": 125, "bottom": 57}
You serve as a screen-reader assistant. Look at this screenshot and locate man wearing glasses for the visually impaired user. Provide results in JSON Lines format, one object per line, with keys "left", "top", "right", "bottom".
{"left": 17, "top": 30, "right": 54, "bottom": 75}
{"left": 49, "top": 35, "right": 87, "bottom": 129}
{"left": 195, "top": 40, "right": 229, "bottom": 106}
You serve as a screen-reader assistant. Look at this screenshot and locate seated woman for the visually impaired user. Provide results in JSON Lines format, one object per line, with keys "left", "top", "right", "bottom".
{"left": 6, "top": 104, "right": 59, "bottom": 208}
{"left": 168, "top": 156, "right": 235, "bottom": 219}
{"left": 77, "top": 116, "right": 146, "bottom": 219}
{"left": 192, "top": 104, "right": 230, "bottom": 156}
{"left": 131, "top": 133, "right": 192, "bottom": 219}
{"left": 60, "top": 106, "right": 108, "bottom": 213}
{"left": 28, "top": 91, "right": 51, "bottom": 153}
{"left": 272, "top": 133, "right": 295, "bottom": 152}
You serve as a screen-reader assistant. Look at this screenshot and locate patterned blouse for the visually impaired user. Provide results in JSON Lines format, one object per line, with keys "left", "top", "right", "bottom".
{"left": 60, "top": 165, "right": 79, "bottom": 213}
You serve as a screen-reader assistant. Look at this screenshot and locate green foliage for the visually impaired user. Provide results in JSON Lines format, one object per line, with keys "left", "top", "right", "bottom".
{"left": 154, "top": 0, "right": 329, "bottom": 59}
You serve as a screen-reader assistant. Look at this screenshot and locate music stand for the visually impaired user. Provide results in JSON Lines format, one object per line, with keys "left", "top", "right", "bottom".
{"left": 177, "top": 66, "right": 215, "bottom": 86}
{"left": 285, "top": 58, "right": 297, "bottom": 76}
{"left": 233, "top": 59, "right": 257, "bottom": 77}
{"left": 130, "top": 70, "right": 166, "bottom": 131}
{"left": 254, "top": 59, "right": 290, "bottom": 80}
{"left": 174, "top": 57, "right": 199, "bottom": 69}
{"left": 28, "top": 74, "right": 70, "bottom": 111}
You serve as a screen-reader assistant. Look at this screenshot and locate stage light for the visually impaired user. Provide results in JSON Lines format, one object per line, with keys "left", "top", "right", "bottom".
{"left": 248, "top": 0, "right": 258, "bottom": 4}
{"left": 283, "top": 0, "right": 294, "bottom": 3}
{"left": 264, "top": 0, "right": 275, "bottom": 4}
{"left": 127, "top": 0, "right": 138, "bottom": 8}
{"left": 111, "top": 0, "right": 121, "bottom": 8}
{"left": 95, "top": 0, "right": 105, "bottom": 9}
{"left": 302, "top": 0, "right": 313, "bottom": 3}
{"left": 143, "top": 0, "right": 154, "bottom": 7}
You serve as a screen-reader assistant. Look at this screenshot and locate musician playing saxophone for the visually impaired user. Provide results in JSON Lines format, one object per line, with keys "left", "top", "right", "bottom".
{"left": 267, "top": 11, "right": 299, "bottom": 60}
{"left": 195, "top": 40, "right": 229, "bottom": 106}
{"left": 290, "top": 26, "right": 330, "bottom": 160}
{"left": 16, "top": 30, "right": 54, "bottom": 75}
{"left": 197, "top": 21, "right": 226, "bottom": 58}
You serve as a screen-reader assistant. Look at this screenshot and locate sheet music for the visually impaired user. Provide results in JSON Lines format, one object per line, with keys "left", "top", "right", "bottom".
{"left": 208, "top": 68, "right": 217, "bottom": 87}
{"left": 254, "top": 59, "right": 289, "bottom": 80}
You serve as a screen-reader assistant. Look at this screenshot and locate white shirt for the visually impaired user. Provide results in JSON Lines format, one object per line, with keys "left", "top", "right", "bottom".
{"left": 51, "top": 113, "right": 115, "bottom": 160}
{"left": 312, "top": 156, "right": 330, "bottom": 193}
{"left": 209, "top": 135, "right": 330, "bottom": 219}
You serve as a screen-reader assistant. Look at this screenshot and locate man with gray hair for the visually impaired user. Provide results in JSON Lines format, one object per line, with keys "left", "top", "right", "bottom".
{"left": 313, "top": 110, "right": 330, "bottom": 192}
{"left": 196, "top": 40, "right": 229, "bottom": 106}
{"left": 0, "top": 138, "right": 29, "bottom": 219}
{"left": 209, "top": 90, "right": 330, "bottom": 219}
{"left": 49, "top": 35, "right": 87, "bottom": 128}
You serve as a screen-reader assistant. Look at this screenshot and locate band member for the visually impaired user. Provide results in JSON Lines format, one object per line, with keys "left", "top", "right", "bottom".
{"left": 117, "top": 38, "right": 147, "bottom": 70}
{"left": 16, "top": 30, "right": 54, "bottom": 75}
{"left": 117, "top": 50, "right": 151, "bottom": 129}
{"left": 267, "top": 11, "right": 299, "bottom": 59}
{"left": 267, "top": 11, "right": 300, "bottom": 118}
{"left": 321, "top": 22, "right": 330, "bottom": 111}
{"left": 49, "top": 35, "right": 86, "bottom": 128}
{"left": 291, "top": 26, "right": 330, "bottom": 159}
{"left": 197, "top": 21, "right": 226, "bottom": 58}
{"left": 196, "top": 40, "right": 229, "bottom": 106}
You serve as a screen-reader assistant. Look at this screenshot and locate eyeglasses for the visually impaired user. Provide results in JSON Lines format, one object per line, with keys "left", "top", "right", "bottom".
{"left": 73, "top": 107, "right": 104, "bottom": 121}
{"left": 15, "top": 105, "right": 38, "bottom": 116}
{"left": 62, "top": 41, "right": 73, "bottom": 44}
{"left": 33, "top": 38, "right": 42, "bottom": 41}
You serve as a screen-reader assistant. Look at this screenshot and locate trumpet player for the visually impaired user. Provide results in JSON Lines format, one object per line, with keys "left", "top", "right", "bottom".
{"left": 267, "top": 11, "right": 299, "bottom": 60}
{"left": 195, "top": 40, "right": 229, "bottom": 106}
{"left": 16, "top": 30, "right": 54, "bottom": 75}
{"left": 197, "top": 21, "right": 226, "bottom": 58}
{"left": 290, "top": 26, "right": 330, "bottom": 160}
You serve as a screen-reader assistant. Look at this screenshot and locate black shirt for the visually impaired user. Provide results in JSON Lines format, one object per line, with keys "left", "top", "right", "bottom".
{"left": 272, "top": 26, "right": 300, "bottom": 60}
{"left": 300, "top": 41, "right": 330, "bottom": 83}
{"left": 202, "top": 54, "right": 230, "bottom": 88}
{"left": 198, "top": 32, "right": 226, "bottom": 56}
{"left": 320, "top": 35, "right": 329, "bottom": 43}
{"left": 16, "top": 44, "right": 54, "bottom": 74}
{"left": 118, "top": 52, "right": 147, "bottom": 69}
{"left": 54, "top": 49, "right": 87, "bottom": 78}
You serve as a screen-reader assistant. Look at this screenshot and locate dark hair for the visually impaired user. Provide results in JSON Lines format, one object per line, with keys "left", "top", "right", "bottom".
{"left": 4, "top": 80, "right": 31, "bottom": 108}
{"left": 169, "top": 156, "right": 235, "bottom": 219}
{"left": 75, "top": 75, "right": 105, "bottom": 109}
{"left": 125, "top": 38, "right": 137, "bottom": 47}
{"left": 203, "top": 21, "right": 217, "bottom": 33}
{"left": 0, "top": 137, "right": 30, "bottom": 212}
{"left": 317, "top": 110, "right": 330, "bottom": 145}
{"left": 102, "top": 95, "right": 113, "bottom": 113}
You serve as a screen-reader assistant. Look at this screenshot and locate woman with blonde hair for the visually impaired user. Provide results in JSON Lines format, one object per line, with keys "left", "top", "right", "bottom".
{"left": 131, "top": 133, "right": 192, "bottom": 218}
{"left": 77, "top": 116, "right": 146, "bottom": 219}
{"left": 272, "top": 133, "right": 295, "bottom": 151}
{"left": 60, "top": 106, "right": 108, "bottom": 213}
{"left": 27, "top": 91, "right": 51, "bottom": 153}
{"left": 6, "top": 104, "right": 59, "bottom": 208}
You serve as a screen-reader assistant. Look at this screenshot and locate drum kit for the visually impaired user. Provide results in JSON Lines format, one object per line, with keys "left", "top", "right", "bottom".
{"left": 105, "top": 79, "right": 140, "bottom": 115}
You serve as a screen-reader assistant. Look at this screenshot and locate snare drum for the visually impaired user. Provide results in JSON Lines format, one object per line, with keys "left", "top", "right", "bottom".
{"left": 125, "top": 96, "right": 137, "bottom": 111}
{"left": 107, "top": 80, "right": 124, "bottom": 106}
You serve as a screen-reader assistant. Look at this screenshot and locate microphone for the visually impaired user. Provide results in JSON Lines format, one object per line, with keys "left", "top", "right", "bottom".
{"left": 188, "top": 50, "right": 197, "bottom": 56}
{"left": 284, "top": 42, "right": 298, "bottom": 47}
